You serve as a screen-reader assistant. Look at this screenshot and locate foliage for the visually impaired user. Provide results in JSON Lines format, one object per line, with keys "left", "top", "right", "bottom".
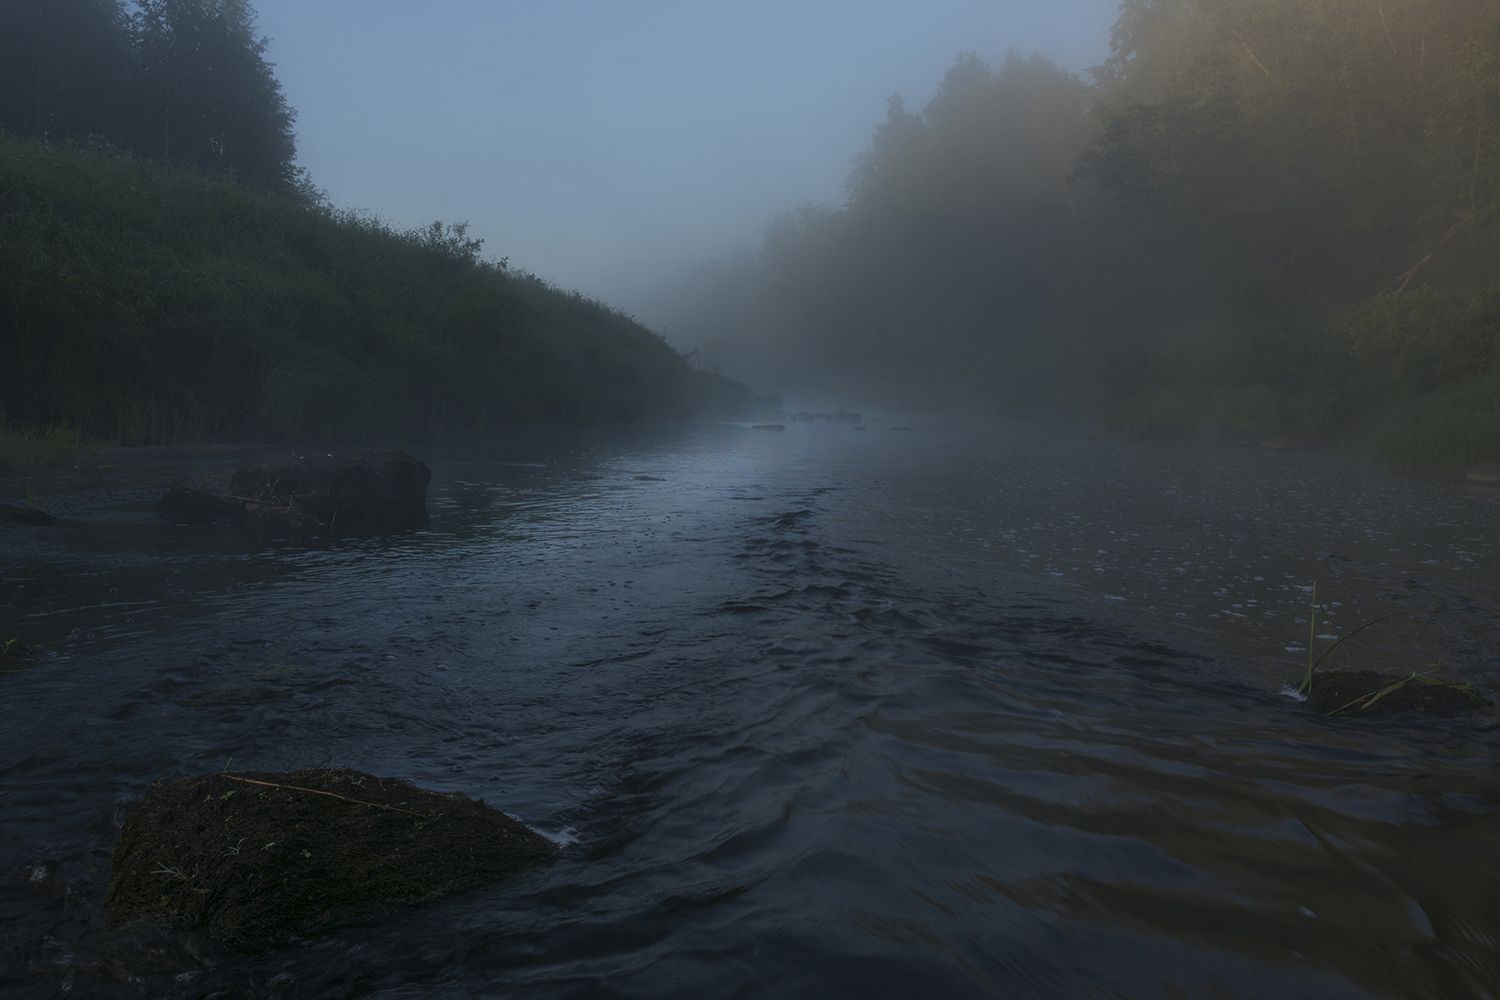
{"left": 659, "top": 1, "right": 1500, "bottom": 475}
{"left": 0, "top": 423, "right": 86, "bottom": 474}
{"left": 1115, "top": 383, "right": 1281, "bottom": 438}
{"left": 0, "top": 0, "right": 299, "bottom": 193}
{"left": 1375, "top": 373, "right": 1500, "bottom": 476}
{"left": 0, "top": 136, "right": 712, "bottom": 443}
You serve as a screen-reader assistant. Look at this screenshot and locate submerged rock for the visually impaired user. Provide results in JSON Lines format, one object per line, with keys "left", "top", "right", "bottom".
{"left": 0, "top": 502, "right": 55, "bottom": 525}
{"left": 156, "top": 451, "right": 430, "bottom": 534}
{"left": 107, "top": 769, "right": 557, "bottom": 945}
{"left": 227, "top": 451, "right": 430, "bottom": 533}
{"left": 1306, "top": 670, "right": 1493, "bottom": 718}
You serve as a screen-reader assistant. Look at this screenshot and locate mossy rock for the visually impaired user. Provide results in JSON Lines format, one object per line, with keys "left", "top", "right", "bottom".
{"left": 1307, "top": 671, "right": 1493, "bottom": 718}
{"left": 107, "top": 769, "right": 557, "bottom": 945}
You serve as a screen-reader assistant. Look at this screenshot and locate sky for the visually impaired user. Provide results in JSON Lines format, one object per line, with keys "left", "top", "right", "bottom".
{"left": 256, "top": 0, "right": 1120, "bottom": 333}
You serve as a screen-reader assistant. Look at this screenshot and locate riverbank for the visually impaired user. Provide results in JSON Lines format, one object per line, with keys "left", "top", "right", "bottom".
{"left": 1106, "top": 366, "right": 1500, "bottom": 481}
{"left": 0, "top": 135, "right": 746, "bottom": 445}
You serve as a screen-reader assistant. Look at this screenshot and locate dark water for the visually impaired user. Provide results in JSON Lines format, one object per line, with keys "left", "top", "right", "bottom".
{"left": 2, "top": 422, "right": 1498, "bottom": 999}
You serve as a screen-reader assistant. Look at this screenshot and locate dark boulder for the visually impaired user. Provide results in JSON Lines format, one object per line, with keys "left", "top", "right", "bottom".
{"left": 107, "top": 769, "right": 557, "bottom": 945}
{"left": 0, "top": 502, "right": 55, "bottom": 525}
{"left": 219, "top": 451, "right": 430, "bottom": 534}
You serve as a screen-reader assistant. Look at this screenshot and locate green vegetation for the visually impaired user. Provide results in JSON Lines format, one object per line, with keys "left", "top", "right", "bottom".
{"left": 0, "top": 1, "right": 743, "bottom": 444}
{"left": 0, "top": 422, "right": 86, "bottom": 475}
{"left": 0, "top": 0, "right": 301, "bottom": 194}
{"left": 1116, "top": 383, "right": 1281, "bottom": 438}
{"left": 1317, "top": 671, "right": 1491, "bottom": 716}
{"left": 1375, "top": 375, "right": 1500, "bottom": 477}
{"left": 0, "top": 134, "right": 735, "bottom": 442}
{"left": 663, "top": 0, "right": 1500, "bottom": 476}
{"left": 1292, "top": 596, "right": 1490, "bottom": 717}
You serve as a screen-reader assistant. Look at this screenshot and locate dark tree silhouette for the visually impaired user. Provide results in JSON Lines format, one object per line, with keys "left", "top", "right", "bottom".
{"left": 0, "top": 0, "right": 298, "bottom": 192}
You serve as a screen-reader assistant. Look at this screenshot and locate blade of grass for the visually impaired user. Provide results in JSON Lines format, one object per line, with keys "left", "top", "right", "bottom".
{"left": 1330, "top": 674, "right": 1415, "bottom": 715}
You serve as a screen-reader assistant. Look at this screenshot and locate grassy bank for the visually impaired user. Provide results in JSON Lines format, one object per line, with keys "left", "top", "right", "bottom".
{"left": 0, "top": 135, "right": 746, "bottom": 444}
{"left": 1108, "top": 291, "right": 1500, "bottom": 476}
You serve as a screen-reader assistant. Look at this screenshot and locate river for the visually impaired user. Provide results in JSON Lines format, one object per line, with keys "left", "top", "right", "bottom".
{"left": 2, "top": 420, "right": 1497, "bottom": 998}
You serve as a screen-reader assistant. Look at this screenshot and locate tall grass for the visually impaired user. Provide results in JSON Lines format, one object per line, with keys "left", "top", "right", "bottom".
{"left": 0, "top": 135, "right": 730, "bottom": 444}
{"left": 0, "top": 422, "right": 86, "bottom": 475}
{"left": 1376, "top": 375, "right": 1500, "bottom": 478}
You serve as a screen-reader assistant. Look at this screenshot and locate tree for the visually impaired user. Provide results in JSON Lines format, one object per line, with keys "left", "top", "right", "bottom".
{"left": 0, "top": 0, "right": 131, "bottom": 142}
{"left": 131, "top": 0, "right": 298, "bottom": 191}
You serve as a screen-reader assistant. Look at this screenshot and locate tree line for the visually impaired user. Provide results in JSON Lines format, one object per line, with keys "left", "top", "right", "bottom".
{"left": 0, "top": 1, "right": 747, "bottom": 444}
{"left": 0, "top": 0, "right": 299, "bottom": 193}
{"left": 664, "top": 0, "right": 1500, "bottom": 471}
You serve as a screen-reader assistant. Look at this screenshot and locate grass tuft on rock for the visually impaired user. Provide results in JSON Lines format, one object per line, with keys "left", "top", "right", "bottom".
{"left": 107, "top": 769, "right": 557, "bottom": 945}
{"left": 1306, "top": 670, "right": 1493, "bottom": 718}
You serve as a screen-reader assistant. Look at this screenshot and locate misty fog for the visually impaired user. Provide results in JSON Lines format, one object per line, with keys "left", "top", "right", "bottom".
{"left": 255, "top": 1, "right": 1118, "bottom": 328}
{"left": 2, "top": 1, "right": 1498, "bottom": 997}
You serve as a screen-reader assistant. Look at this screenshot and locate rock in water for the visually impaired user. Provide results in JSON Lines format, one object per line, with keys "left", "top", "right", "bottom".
{"left": 226, "top": 451, "right": 431, "bottom": 533}
{"left": 0, "top": 502, "right": 54, "bottom": 525}
{"left": 107, "top": 769, "right": 557, "bottom": 945}
{"left": 1305, "top": 670, "right": 1493, "bottom": 717}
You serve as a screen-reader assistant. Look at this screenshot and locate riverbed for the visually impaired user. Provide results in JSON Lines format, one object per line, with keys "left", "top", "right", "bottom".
{"left": 2, "top": 421, "right": 1497, "bottom": 998}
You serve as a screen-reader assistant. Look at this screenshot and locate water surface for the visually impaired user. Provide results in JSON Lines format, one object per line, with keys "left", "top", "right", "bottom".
{"left": 2, "top": 422, "right": 1497, "bottom": 998}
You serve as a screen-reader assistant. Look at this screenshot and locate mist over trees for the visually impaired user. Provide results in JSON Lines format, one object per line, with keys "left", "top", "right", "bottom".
{"left": 0, "top": 0, "right": 299, "bottom": 192}
{"left": 0, "top": 0, "right": 744, "bottom": 443}
{"left": 663, "top": 0, "right": 1500, "bottom": 466}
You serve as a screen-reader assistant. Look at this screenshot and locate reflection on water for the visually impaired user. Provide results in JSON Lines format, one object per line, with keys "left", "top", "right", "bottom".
{"left": 1, "top": 422, "right": 1497, "bottom": 998}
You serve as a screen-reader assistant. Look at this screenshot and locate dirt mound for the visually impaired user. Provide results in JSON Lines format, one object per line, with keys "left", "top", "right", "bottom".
{"left": 107, "top": 769, "right": 557, "bottom": 945}
{"left": 1307, "top": 671, "right": 1493, "bottom": 717}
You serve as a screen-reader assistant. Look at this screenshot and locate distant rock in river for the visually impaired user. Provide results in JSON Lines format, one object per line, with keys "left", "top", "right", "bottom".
{"left": 157, "top": 450, "right": 430, "bottom": 534}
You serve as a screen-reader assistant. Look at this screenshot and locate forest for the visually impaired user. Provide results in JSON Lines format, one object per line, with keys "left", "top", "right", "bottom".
{"left": 0, "top": 0, "right": 743, "bottom": 444}
{"left": 3, "top": 0, "right": 1498, "bottom": 472}
{"left": 664, "top": 0, "right": 1500, "bottom": 475}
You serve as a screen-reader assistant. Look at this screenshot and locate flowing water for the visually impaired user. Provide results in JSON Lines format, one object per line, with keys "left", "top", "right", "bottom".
{"left": 2, "top": 421, "right": 1498, "bottom": 998}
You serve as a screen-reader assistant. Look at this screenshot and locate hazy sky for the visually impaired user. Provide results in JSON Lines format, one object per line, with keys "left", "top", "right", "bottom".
{"left": 257, "top": 1, "right": 1119, "bottom": 333}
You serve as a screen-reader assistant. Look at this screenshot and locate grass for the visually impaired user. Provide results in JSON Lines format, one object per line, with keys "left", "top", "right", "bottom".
{"left": 0, "top": 134, "right": 742, "bottom": 444}
{"left": 0, "top": 422, "right": 87, "bottom": 476}
{"left": 1290, "top": 588, "right": 1490, "bottom": 717}
{"left": 1324, "top": 672, "right": 1489, "bottom": 716}
{"left": 1375, "top": 375, "right": 1500, "bottom": 478}
{"left": 1297, "top": 587, "right": 1396, "bottom": 699}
